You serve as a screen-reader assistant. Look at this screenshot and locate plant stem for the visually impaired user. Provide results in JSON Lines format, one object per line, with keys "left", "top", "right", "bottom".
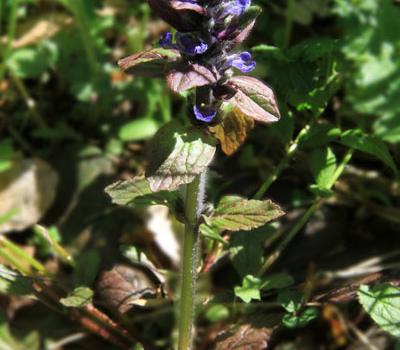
{"left": 33, "top": 225, "right": 76, "bottom": 268}
{"left": 0, "top": 235, "right": 51, "bottom": 276}
{"left": 283, "top": 0, "right": 295, "bottom": 48}
{"left": 258, "top": 148, "right": 354, "bottom": 275}
{"left": 254, "top": 124, "right": 310, "bottom": 199}
{"left": 0, "top": 246, "right": 29, "bottom": 275}
{"left": 259, "top": 199, "right": 321, "bottom": 276}
{"left": 178, "top": 174, "right": 204, "bottom": 350}
{"left": 66, "top": 0, "right": 98, "bottom": 76}
{"left": 0, "top": 0, "right": 18, "bottom": 82}
{"left": 10, "top": 70, "right": 48, "bottom": 128}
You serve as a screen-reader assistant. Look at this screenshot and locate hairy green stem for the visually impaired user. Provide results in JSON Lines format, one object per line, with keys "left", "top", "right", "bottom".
{"left": 178, "top": 173, "right": 205, "bottom": 350}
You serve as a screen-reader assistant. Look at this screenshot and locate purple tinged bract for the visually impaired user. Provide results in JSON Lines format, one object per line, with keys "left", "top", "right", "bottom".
{"left": 129, "top": 0, "right": 279, "bottom": 125}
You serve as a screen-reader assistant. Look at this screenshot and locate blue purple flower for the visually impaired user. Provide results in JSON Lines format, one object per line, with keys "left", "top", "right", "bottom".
{"left": 223, "top": 0, "right": 251, "bottom": 16}
{"left": 160, "top": 32, "right": 175, "bottom": 49}
{"left": 176, "top": 32, "right": 208, "bottom": 55}
{"left": 227, "top": 51, "right": 256, "bottom": 73}
{"left": 193, "top": 105, "right": 217, "bottom": 122}
{"left": 149, "top": 0, "right": 260, "bottom": 123}
{"left": 160, "top": 32, "right": 208, "bottom": 56}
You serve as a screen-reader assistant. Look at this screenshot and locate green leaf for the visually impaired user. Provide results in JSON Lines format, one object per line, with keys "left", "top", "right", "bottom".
{"left": 0, "top": 311, "right": 40, "bottom": 350}
{"left": 358, "top": 284, "right": 400, "bottom": 338}
{"left": 146, "top": 122, "right": 216, "bottom": 192}
{"left": 253, "top": 37, "right": 340, "bottom": 117}
{"left": 205, "top": 304, "right": 230, "bottom": 322}
{"left": 0, "top": 265, "right": 33, "bottom": 296}
{"left": 261, "top": 273, "right": 295, "bottom": 290}
{"left": 7, "top": 45, "right": 55, "bottom": 79}
{"left": 0, "top": 139, "right": 13, "bottom": 173}
{"left": 105, "top": 177, "right": 152, "bottom": 205}
{"left": 205, "top": 196, "right": 284, "bottom": 232}
{"left": 234, "top": 275, "right": 262, "bottom": 303}
{"left": 199, "top": 223, "right": 227, "bottom": 244}
{"left": 335, "top": 1, "right": 400, "bottom": 143}
{"left": 299, "top": 124, "right": 341, "bottom": 149}
{"left": 282, "top": 307, "right": 319, "bottom": 329}
{"left": 277, "top": 290, "right": 303, "bottom": 313}
{"left": 73, "top": 249, "right": 100, "bottom": 287}
{"left": 340, "top": 129, "right": 397, "bottom": 174}
{"left": 60, "top": 286, "right": 93, "bottom": 308}
{"left": 234, "top": 273, "right": 294, "bottom": 304}
{"left": 105, "top": 176, "right": 180, "bottom": 209}
{"left": 230, "top": 226, "right": 275, "bottom": 276}
{"left": 118, "top": 118, "right": 159, "bottom": 141}
{"left": 309, "top": 147, "right": 337, "bottom": 191}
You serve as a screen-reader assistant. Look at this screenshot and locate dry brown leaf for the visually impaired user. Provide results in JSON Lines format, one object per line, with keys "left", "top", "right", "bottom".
{"left": 12, "top": 13, "right": 72, "bottom": 48}
{"left": 214, "top": 314, "right": 281, "bottom": 350}
{"left": 96, "top": 263, "right": 162, "bottom": 314}
{"left": 0, "top": 158, "right": 58, "bottom": 233}
{"left": 210, "top": 109, "right": 254, "bottom": 156}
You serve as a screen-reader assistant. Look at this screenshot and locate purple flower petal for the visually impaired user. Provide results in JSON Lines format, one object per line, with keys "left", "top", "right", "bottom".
{"left": 224, "top": 51, "right": 256, "bottom": 73}
{"left": 193, "top": 105, "right": 217, "bottom": 122}
{"left": 176, "top": 33, "right": 208, "bottom": 55}
{"left": 160, "top": 32, "right": 175, "bottom": 49}
{"left": 223, "top": 0, "right": 251, "bottom": 16}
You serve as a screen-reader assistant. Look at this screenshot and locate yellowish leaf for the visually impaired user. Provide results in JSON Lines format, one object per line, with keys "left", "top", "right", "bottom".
{"left": 210, "top": 109, "right": 254, "bottom": 156}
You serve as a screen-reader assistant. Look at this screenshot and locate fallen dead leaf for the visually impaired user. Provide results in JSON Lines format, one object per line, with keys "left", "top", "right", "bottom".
{"left": 0, "top": 158, "right": 58, "bottom": 233}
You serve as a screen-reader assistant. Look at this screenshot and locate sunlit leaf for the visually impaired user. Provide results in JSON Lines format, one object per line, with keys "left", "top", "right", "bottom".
{"left": 166, "top": 63, "right": 217, "bottom": 93}
{"left": 210, "top": 108, "right": 254, "bottom": 156}
{"left": 205, "top": 196, "right": 284, "bottom": 232}
{"left": 227, "top": 76, "right": 281, "bottom": 123}
{"left": 282, "top": 307, "right": 319, "bottom": 329}
{"left": 309, "top": 146, "right": 337, "bottom": 192}
{"left": 146, "top": 122, "right": 216, "bottom": 191}
{"left": 358, "top": 284, "right": 400, "bottom": 338}
{"left": 234, "top": 275, "right": 262, "bottom": 303}
{"left": 340, "top": 129, "right": 397, "bottom": 174}
{"left": 60, "top": 286, "right": 93, "bottom": 308}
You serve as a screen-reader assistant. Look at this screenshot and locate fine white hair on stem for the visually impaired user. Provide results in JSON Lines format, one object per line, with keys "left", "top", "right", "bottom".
{"left": 196, "top": 170, "right": 208, "bottom": 219}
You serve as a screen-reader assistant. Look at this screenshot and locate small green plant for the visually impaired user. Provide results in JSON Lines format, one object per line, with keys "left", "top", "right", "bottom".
{"left": 106, "top": 0, "right": 284, "bottom": 348}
